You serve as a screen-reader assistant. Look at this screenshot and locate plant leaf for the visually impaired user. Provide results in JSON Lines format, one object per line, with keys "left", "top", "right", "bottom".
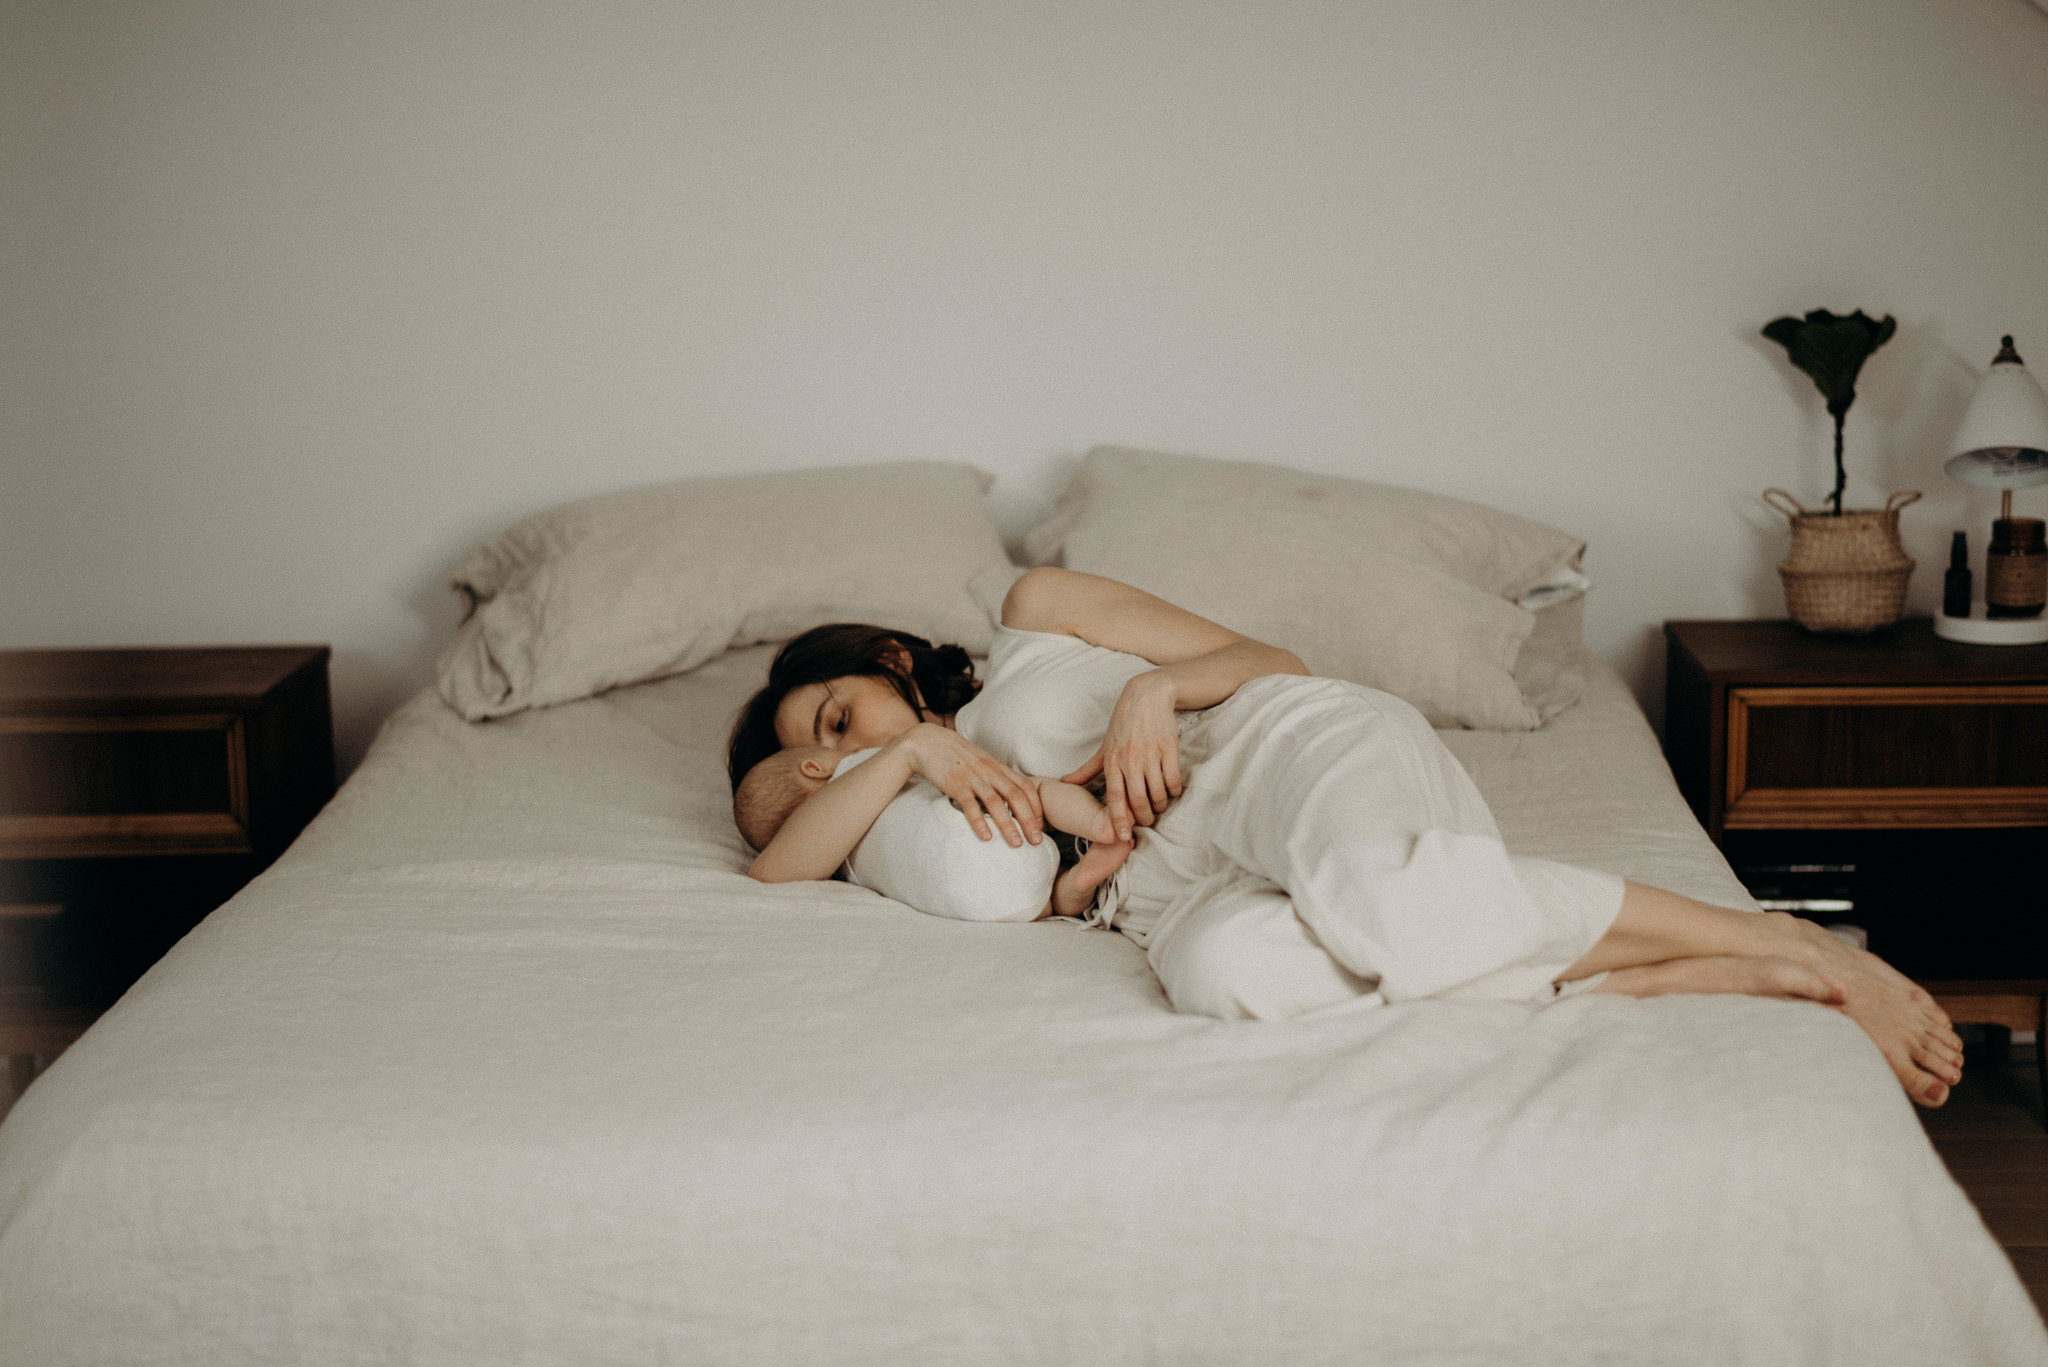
{"left": 1760, "top": 309, "right": 1896, "bottom": 418}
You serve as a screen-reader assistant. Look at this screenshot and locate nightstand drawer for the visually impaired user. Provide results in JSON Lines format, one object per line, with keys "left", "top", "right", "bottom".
{"left": 1726, "top": 684, "right": 2048, "bottom": 829}
{"left": 0, "top": 713, "right": 251, "bottom": 858}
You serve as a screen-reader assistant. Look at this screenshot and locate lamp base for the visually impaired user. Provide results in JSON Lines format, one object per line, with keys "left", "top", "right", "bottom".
{"left": 1934, "top": 603, "right": 2048, "bottom": 645}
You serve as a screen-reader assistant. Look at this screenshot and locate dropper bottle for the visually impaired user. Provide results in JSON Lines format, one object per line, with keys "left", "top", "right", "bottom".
{"left": 1944, "top": 530, "right": 1972, "bottom": 619}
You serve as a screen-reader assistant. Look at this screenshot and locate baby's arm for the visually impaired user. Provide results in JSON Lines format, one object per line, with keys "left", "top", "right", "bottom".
{"left": 748, "top": 745, "right": 913, "bottom": 883}
{"left": 1034, "top": 775, "right": 1117, "bottom": 845}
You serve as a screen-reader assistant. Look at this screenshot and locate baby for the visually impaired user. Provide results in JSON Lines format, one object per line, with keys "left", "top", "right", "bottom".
{"left": 735, "top": 745, "right": 1132, "bottom": 922}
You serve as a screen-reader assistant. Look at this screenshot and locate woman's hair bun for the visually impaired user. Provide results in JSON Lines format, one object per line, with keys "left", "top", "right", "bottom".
{"left": 916, "top": 642, "right": 979, "bottom": 716}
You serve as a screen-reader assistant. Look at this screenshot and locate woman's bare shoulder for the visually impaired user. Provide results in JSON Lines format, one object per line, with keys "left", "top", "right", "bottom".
{"left": 999, "top": 566, "right": 1085, "bottom": 634}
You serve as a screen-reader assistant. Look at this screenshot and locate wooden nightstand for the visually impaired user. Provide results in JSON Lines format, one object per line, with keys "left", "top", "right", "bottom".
{"left": 0, "top": 647, "right": 335, "bottom": 1095}
{"left": 1664, "top": 619, "right": 2048, "bottom": 1108}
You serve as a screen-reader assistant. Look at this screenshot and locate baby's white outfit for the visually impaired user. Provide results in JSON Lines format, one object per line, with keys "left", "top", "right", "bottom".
{"left": 954, "top": 626, "right": 1625, "bottom": 1020}
{"left": 832, "top": 748, "right": 1056, "bottom": 923}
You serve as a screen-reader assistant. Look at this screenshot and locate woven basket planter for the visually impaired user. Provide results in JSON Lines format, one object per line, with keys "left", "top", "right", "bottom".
{"left": 1763, "top": 489, "right": 1920, "bottom": 634}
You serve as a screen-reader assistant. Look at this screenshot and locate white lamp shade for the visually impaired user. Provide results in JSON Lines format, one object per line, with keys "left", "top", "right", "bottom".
{"left": 1945, "top": 342, "right": 2048, "bottom": 489}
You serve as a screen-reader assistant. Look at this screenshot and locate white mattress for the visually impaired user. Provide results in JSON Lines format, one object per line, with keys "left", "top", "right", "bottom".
{"left": 0, "top": 650, "right": 2040, "bottom": 1365}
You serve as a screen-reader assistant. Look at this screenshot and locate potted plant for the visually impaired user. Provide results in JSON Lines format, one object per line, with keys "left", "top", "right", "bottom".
{"left": 1760, "top": 308, "right": 1919, "bottom": 633}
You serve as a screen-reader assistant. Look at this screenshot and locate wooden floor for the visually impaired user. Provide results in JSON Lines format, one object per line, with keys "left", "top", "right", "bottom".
{"left": 1920, "top": 1038, "right": 2048, "bottom": 1315}
{"left": 4, "top": 1041, "right": 2048, "bottom": 1316}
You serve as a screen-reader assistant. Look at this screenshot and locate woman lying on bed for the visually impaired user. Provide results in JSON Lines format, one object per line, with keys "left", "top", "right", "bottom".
{"left": 726, "top": 567, "right": 1963, "bottom": 1108}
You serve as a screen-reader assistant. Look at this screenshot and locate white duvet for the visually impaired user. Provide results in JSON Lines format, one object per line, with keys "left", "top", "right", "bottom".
{"left": 0, "top": 650, "right": 2040, "bottom": 1365}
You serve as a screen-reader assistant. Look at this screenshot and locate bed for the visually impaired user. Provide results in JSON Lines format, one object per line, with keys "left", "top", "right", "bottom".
{"left": 1, "top": 454, "right": 2043, "bottom": 1364}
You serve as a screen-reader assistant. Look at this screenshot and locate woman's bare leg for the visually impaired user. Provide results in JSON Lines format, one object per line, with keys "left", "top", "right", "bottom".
{"left": 1561, "top": 883, "right": 1964, "bottom": 1107}
{"left": 1558, "top": 882, "right": 1789, "bottom": 976}
{"left": 1592, "top": 956, "right": 1844, "bottom": 1006}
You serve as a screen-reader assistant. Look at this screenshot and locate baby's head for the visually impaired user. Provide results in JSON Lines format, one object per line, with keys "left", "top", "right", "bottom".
{"left": 733, "top": 745, "right": 842, "bottom": 851}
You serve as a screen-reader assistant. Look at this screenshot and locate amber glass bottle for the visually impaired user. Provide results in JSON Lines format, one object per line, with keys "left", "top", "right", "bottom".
{"left": 1986, "top": 517, "right": 2046, "bottom": 618}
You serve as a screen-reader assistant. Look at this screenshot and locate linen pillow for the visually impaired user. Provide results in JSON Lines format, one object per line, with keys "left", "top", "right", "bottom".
{"left": 437, "top": 462, "right": 1016, "bottom": 721}
{"left": 1021, "top": 447, "right": 1589, "bottom": 729}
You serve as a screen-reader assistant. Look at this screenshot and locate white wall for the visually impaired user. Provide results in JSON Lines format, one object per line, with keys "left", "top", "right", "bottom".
{"left": 5, "top": 0, "right": 2046, "bottom": 771}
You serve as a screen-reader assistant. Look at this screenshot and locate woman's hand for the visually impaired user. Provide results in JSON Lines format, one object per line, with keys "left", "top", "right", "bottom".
{"left": 890, "top": 723, "right": 1045, "bottom": 847}
{"left": 1061, "top": 671, "right": 1183, "bottom": 841}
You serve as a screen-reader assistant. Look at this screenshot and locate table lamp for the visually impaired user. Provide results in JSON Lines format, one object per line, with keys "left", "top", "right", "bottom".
{"left": 1933, "top": 335, "right": 2048, "bottom": 644}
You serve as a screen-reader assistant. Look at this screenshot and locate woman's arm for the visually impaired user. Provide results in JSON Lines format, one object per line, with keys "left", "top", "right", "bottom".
{"left": 1002, "top": 568, "right": 1308, "bottom": 838}
{"left": 1002, "top": 567, "right": 1305, "bottom": 688}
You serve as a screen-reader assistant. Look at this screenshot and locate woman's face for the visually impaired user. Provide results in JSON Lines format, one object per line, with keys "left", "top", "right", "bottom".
{"left": 772, "top": 673, "right": 924, "bottom": 756}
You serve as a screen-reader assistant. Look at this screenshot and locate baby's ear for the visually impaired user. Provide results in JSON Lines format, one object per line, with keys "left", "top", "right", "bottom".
{"left": 798, "top": 755, "right": 837, "bottom": 781}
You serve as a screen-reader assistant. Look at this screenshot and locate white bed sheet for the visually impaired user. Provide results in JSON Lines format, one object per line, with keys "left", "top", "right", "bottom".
{"left": 0, "top": 650, "right": 2040, "bottom": 1365}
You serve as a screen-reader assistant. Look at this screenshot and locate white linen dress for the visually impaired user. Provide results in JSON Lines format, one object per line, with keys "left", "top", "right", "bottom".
{"left": 955, "top": 626, "right": 1625, "bottom": 1020}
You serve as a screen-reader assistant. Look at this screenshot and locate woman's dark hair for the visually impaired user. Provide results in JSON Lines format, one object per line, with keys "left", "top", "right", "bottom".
{"left": 726, "top": 624, "right": 980, "bottom": 792}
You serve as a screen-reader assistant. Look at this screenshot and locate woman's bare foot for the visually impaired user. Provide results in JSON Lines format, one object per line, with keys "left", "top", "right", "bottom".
{"left": 1050, "top": 839, "right": 1134, "bottom": 918}
{"left": 1591, "top": 955, "right": 1846, "bottom": 1005}
{"left": 1763, "top": 914, "right": 1965, "bottom": 1107}
{"left": 1568, "top": 887, "right": 1964, "bottom": 1108}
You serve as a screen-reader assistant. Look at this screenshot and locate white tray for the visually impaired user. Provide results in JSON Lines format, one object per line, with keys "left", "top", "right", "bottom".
{"left": 1934, "top": 604, "right": 2048, "bottom": 644}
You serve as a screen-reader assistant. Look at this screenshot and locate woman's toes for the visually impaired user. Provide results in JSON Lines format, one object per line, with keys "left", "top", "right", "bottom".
{"left": 1913, "top": 1041, "right": 1962, "bottom": 1086}
{"left": 1891, "top": 1054, "right": 1952, "bottom": 1108}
